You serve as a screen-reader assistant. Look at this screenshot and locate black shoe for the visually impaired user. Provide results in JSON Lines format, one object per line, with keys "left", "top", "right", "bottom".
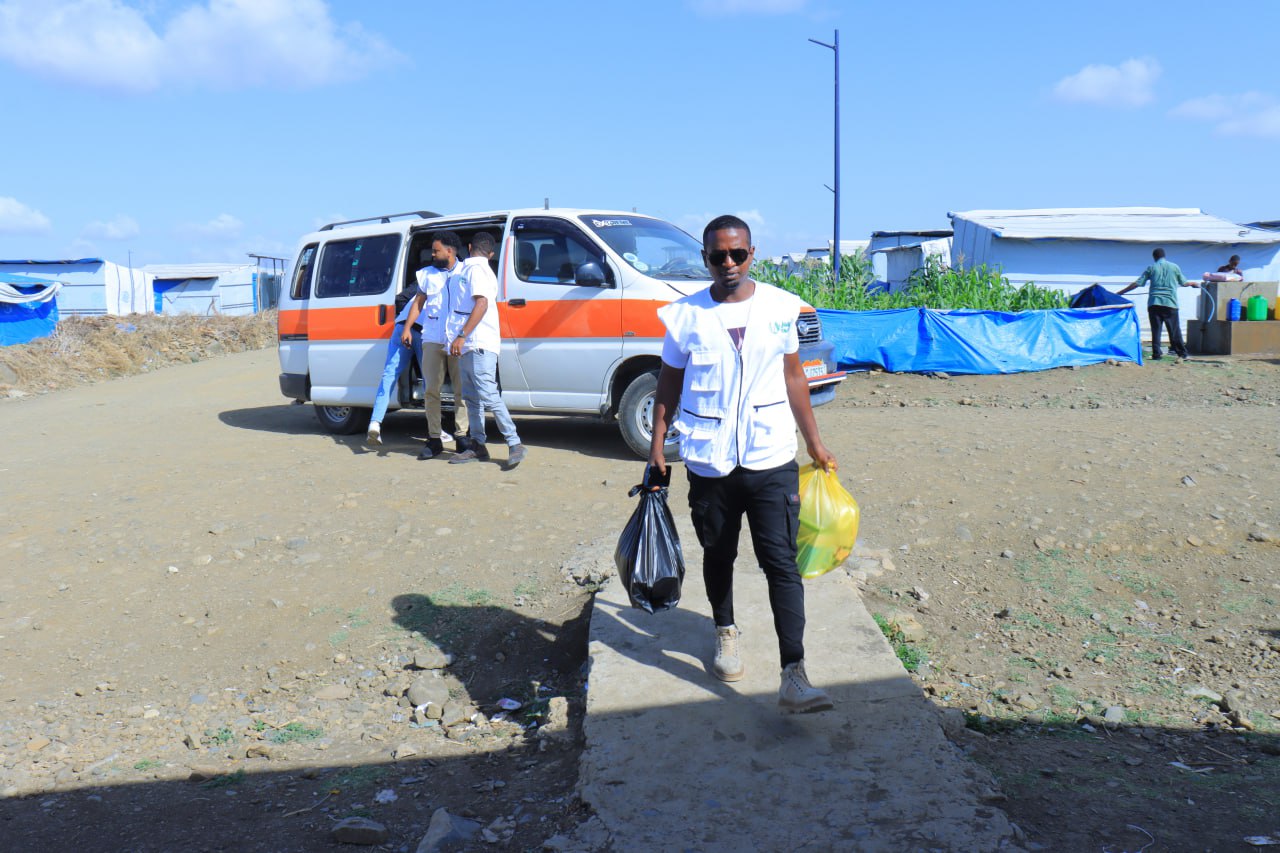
{"left": 1150, "top": 353, "right": 1164, "bottom": 361}
{"left": 418, "top": 437, "right": 445, "bottom": 460}
{"left": 449, "top": 443, "right": 490, "bottom": 464}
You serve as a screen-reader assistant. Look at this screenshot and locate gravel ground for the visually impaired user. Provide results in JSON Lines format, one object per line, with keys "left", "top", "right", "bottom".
{"left": 1, "top": 319, "right": 1277, "bottom": 852}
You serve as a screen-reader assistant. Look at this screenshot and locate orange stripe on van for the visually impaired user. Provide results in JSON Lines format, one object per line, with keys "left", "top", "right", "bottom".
{"left": 279, "top": 306, "right": 393, "bottom": 341}
{"left": 501, "top": 299, "right": 668, "bottom": 339}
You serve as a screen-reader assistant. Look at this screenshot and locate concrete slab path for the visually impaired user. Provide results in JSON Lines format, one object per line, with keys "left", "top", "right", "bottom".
{"left": 579, "top": 511, "right": 1022, "bottom": 852}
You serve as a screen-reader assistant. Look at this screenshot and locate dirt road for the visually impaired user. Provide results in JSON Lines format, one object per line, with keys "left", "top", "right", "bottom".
{"left": 2, "top": 345, "right": 1278, "bottom": 852}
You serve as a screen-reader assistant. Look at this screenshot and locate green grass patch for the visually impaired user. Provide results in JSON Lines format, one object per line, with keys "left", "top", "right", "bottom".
{"left": 393, "top": 584, "right": 498, "bottom": 644}
{"left": 331, "top": 765, "right": 388, "bottom": 791}
{"left": 201, "top": 768, "right": 246, "bottom": 789}
{"left": 268, "top": 722, "right": 324, "bottom": 744}
{"left": 133, "top": 758, "right": 162, "bottom": 771}
{"left": 206, "top": 726, "right": 235, "bottom": 746}
{"left": 513, "top": 580, "right": 541, "bottom": 600}
{"left": 873, "top": 613, "right": 927, "bottom": 672}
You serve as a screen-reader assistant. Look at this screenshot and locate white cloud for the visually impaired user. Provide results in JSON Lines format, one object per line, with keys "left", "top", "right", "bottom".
{"left": 1052, "top": 58, "right": 1161, "bottom": 108}
{"left": 0, "top": 196, "right": 52, "bottom": 234}
{"left": 1170, "top": 92, "right": 1280, "bottom": 139}
{"left": 81, "top": 213, "right": 139, "bottom": 240}
{"left": 177, "top": 213, "right": 244, "bottom": 239}
{"left": 689, "top": 0, "right": 807, "bottom": 15}
{"left": 0, "top": 0, "right": 399, "bottom": 93}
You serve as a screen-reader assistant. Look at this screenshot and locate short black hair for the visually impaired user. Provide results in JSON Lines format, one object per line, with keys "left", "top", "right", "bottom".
{"left": 1229, "top": 254, "right": 1240, "bottom": 264}
{"left": 703, "top": 214, "right": 752, "bottom": 246}
{"left": 1152, "top": 247, "right": 1165, "bottom": 260}
{"left": 470, "top": 231, "right": 496, "bottom": 254}
{"left": 431, "top": 230, "right": 464, "bottom": 253}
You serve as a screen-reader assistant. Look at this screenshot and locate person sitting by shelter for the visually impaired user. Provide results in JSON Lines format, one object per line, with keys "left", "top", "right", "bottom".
{"left": 1212, "top": 254, "right": 1244, "bottom": 281}
{"left": 1117, "top": 247, "right": 1199, "bottom": 361}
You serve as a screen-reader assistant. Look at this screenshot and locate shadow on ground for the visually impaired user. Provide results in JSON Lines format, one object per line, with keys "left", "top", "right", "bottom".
{"left": 3, "top": 591, "right": 1275, "bottom": 853}
{"left": 217, "top": 405, "right": 639, "bottom": 462}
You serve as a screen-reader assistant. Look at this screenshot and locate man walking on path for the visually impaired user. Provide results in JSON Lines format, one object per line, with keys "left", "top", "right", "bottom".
{"left": 1118, "top": 247, "right": 1200, "bottom": 361}
{"left": 402, "top": 234, "right": 468, "bottom": 459}
{"left": 448, "top": 232, "right": 527, "bottom": 470}
{"left": 647, "top": 214, "right": 837, "bottom": 714}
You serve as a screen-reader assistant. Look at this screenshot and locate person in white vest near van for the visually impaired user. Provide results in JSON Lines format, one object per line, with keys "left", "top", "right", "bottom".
{"left": 448, "top": 231, "right": 527, "bottom": 470}
{"left": 402, "top": 232, "right": 468, "bottom": 459}
{"left": 648, "top": 214, "right": 837, "bottom": 714}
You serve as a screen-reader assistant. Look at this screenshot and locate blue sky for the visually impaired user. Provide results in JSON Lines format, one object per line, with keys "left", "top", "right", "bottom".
{"left": 1, "top": 0, "right": 1277, "bottom": 267}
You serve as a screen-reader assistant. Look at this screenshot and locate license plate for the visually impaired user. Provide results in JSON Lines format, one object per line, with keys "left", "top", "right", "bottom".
{"left": 803, "top": 360, "right": 826, "bottom": 379}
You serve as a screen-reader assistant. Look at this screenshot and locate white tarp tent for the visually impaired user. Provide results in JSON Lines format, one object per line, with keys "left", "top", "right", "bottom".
{"left": 868, "top": 230, "right": 953, "bottom": 292}
{"left": 0, "top": 259, "right": 152, "bottom": 317}
{"left": 142, "top": 262, "right": 258, "bottom": 316}
{"left": 948, "top": 208, "right": 1280, "bottom": 337}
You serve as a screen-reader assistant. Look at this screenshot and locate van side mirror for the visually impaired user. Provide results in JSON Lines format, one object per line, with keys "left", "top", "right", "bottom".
{"left": 575, "top": 260, "right": 612, "bottom": 288}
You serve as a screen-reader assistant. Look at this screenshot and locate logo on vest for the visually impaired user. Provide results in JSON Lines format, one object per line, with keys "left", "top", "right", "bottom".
{"left": 770, "top": 320, "right": 792, "bottom": 334}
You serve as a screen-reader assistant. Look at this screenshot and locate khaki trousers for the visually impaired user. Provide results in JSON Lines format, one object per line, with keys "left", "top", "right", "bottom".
{"left": 419, "top": 342, "right": 466, "bottom": 438}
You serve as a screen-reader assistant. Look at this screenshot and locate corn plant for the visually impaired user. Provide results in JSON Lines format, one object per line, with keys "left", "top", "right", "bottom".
{"left": 754, "top": 252, "right": 1068, "bottom": 312}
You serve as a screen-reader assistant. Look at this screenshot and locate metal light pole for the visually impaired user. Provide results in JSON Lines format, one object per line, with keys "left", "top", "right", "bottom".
{"left": 808, "top": 29, "right": 840, "bottom": 289}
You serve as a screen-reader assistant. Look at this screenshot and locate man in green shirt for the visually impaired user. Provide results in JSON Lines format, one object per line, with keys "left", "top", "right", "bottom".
{"left": 1118, "top": 247, "right": 1200, "bottom": 361}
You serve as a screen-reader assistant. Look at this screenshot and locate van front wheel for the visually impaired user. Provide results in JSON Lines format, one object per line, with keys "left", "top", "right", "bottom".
{"left": 618, "top": 371, "right": 679, "bottom": 462}
{"left": 315, "top": 404, "right": 372, "bottom": 435}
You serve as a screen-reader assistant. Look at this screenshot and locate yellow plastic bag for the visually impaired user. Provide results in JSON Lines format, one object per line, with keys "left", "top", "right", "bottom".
{"left": 796, "top": 464, "right": 860, "bottom": 579}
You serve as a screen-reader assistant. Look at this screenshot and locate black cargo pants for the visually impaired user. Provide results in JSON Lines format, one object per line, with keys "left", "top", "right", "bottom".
{"left": 687, "top": 459, "right": 805, "bottom": 667}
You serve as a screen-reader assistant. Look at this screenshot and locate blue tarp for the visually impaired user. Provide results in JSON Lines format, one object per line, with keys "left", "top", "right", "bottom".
{"left": 0, "top": 284, "right": 59, "bottom": 346}
{"left": 817, "top": 305, "right": 1142, "bottom": 375}
{"left": 1070, "top": 284, "right": 1133, "bottom": 309}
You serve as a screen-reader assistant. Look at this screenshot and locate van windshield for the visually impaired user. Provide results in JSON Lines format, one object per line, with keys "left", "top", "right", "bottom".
{"left": 580, "top": 215, "right": 710, "bottom": 281}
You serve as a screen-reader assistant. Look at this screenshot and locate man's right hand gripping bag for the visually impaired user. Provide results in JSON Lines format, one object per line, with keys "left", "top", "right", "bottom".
{"left": 614, "top": 474, "right": 685, "bottom": 614}
{"left": 797, "top": 464, "right": 860, "bottom": 579}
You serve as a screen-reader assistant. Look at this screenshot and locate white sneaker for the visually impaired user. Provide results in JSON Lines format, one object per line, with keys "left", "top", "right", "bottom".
{"left": 778, "top": 660, "right": 833, "bottom": 714}
{"left": 366, "top": 423, "right": 382, "bottom": 446}
{"left": 712, "top": 625, "right": 744, "bottom": 682}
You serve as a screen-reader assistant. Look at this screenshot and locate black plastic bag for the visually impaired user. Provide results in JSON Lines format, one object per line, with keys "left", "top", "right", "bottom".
{"left": 614, "top": 477, "right": 685, "bottom": 614}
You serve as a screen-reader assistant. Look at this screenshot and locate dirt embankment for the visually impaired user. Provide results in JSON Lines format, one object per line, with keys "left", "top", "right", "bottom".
{"left": 0, "top": 311, "right": 277, "bottom": 399}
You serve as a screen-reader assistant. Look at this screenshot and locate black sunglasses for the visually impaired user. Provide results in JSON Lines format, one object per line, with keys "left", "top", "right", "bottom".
{"left": 706, "top": 248, "right": 750, "bottom": 266}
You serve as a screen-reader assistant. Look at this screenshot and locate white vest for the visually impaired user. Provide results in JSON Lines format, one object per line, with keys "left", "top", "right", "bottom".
{"left": 658, "top": 282, "right": 802, "bottom": 476}
{"left": 415, "top": 264, "right": 456, "bottom": 345}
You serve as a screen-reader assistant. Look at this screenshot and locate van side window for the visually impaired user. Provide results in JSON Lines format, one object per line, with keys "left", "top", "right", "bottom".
{"left": 315, "top": 234, "right": 402, "bottom": 298}
{"left": 290, "top": 243, "right": 318, "bottom": 299}
{"left": 513, "top": 218, "right": 611, "bottom": 286}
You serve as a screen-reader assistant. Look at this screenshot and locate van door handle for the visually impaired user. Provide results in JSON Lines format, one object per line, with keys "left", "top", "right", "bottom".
{"left": 378, "top": 304, "right": 388, "bottom": 325}
{"left": 508, "top": 299, "right": 526, "bottom": 307}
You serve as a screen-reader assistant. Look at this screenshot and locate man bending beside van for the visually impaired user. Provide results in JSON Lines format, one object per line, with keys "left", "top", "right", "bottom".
{"left": 448, "top": 232, "right": 527, "bottom": 470}
{"left": 647, "top": 214, "right": 837, "bottom": 714}
{"left": 402, "top": 232, "right": 468, "bottom": 459}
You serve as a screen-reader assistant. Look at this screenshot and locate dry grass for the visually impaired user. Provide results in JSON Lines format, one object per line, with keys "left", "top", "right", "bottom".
{"left": 0, "top": 311, "right": 277, "bottom": 397}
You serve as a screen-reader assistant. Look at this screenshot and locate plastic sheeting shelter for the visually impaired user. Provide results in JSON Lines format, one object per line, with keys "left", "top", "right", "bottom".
{"left": 817, "top": 305, "right": 1142, "bottom": 374}
{"left": 948, "top": 208, "right": 1280, "bottom": 339}
{"left": 0, "top": 273, "right": 61, "bottom": 346}
{"left": 0, "top": 259, "right": 152, "bottom": 317}
{"left": 143, "top": 263, "right": 260, "bottom": 315}
{"left": 868, "top": 230, "right": 952, "bottom": 291}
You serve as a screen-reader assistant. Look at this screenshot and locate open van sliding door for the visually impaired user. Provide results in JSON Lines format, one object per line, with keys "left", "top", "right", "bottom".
{"left": 502, "top": 216, "right": 622, "bottom": 410}
{"left": 306, "top": 232, "right": 402, "bottom": 408}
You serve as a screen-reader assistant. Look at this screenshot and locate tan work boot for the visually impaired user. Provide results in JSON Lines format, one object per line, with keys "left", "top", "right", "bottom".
{"left": 712, "top": 625, "right": 744, "bottom": 682}
{"left": 778, "top": 660, "right": 833, "bottom": 713}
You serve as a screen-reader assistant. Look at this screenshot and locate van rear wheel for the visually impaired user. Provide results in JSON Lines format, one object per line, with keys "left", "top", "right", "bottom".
{"left": 315, "top": 404, "right": 372, "bottom": 435}
{"left": 618, "top": 371, "right": 679, "bottom": 462}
